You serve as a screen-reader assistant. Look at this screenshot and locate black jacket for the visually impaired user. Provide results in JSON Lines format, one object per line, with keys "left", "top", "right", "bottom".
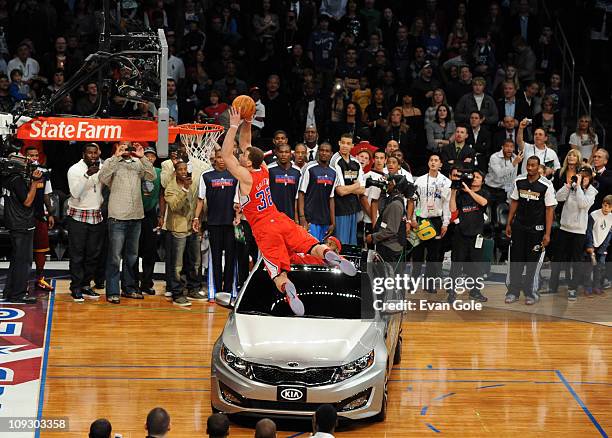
{"left": 440, "top": 142, "right": 476, "bottom": 176}
{"left": 292, "top": 97, "right": 328, "bottom": 141}
{"left": 496, "top": 96, "right": 532, "bottom": 123}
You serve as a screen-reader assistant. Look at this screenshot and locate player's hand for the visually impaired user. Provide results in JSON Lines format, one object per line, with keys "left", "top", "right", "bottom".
{"left": 48, "top": 215, "right": 55, "bottom": 229}
{"left": 132, "top": 142, "right": 145, "bottom": 158}
{"left": 115, "top": 143, "right": 128, "bottom": 157}
{"left": 440, "top": 226, "right": 448, "bottom": 238}
{"left": 505, "top": 223, "right": 512, "bottom": 239}
{"left": 229, "top": 106, "right": 241, "bottom": 126}
{"left": 541, "top": 234, "right": 550, "bottom": 248}
{"left": 192, "top": 218, "right": 200, "bottom": 233}
{"left": 31, "top": 169, "right": 43, "bottom": 182}
{"left": 86, "top": 165, "right": 100, "bottom": 176}
{"left": 169, "top": 151, "right": 180, "bottom": 165}
{"left": 324, "top": 224, "right": 335, "bottom": 239}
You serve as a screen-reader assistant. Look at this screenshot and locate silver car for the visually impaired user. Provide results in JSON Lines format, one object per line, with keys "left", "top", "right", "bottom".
{"left": 211, "top": 254, "right": 403, "bottom": 421}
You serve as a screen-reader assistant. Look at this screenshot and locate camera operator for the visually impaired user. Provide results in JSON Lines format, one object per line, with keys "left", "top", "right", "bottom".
{"left": 449, "top": 167, "right": 489, "bottom": 304}
{"left": 0, "top": 155, "right": 41, "bottom": 304}
{"left": 365, "top": 174, "right": 410, "bottom": 263}
{"left": 505, "top": 156, "right": 557, "bottom": 305}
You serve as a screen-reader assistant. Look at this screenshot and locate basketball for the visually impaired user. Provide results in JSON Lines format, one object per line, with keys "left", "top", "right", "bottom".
{"left": 232, "top": 95, "right": 256, "bottom": 120}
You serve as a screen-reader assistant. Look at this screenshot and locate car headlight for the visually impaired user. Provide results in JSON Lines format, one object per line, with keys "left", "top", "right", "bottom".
{"left": 221, "top": 344, "right": 253, "bottom": 379}
{"left": 332, "top": 350, "right": 375, "bottom": 383}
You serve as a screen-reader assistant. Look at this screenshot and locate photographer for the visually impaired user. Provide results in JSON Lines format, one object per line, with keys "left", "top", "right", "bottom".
{"left": 449, "top": 167, "right": 489, "bottom": 304}
{"left": 365, "top": 174, "right": 411, "bottom": 263}
{"left": 0, "top": 155, "right": 40, "bottom": 304}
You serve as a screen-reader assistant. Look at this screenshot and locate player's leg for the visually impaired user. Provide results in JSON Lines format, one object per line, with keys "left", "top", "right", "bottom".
{"left": 34, "top": 219, "right": 53, "bottom": 291}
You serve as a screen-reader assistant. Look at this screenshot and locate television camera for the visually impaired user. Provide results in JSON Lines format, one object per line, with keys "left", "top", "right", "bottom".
{"left": 365, "top": 174, "right": 416, "bottom": 198}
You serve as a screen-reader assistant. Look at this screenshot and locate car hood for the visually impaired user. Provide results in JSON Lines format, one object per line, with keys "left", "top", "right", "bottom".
{"left": 222, "top": 315, "right": 380, "bottom": 367}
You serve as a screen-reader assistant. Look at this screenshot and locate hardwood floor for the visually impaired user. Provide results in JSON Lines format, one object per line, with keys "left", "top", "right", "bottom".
{"left": 40, "top": 280, "right": 612, "bottom": 437}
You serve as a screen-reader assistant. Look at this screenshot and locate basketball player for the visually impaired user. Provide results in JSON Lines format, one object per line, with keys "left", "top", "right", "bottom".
{"left": 220, "top": 106, "right": 356, "bottom": 315}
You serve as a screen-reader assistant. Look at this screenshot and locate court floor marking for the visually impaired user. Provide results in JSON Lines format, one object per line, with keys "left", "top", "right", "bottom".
{"left": 35, "top": 283, "right": 56, "bottom": 438}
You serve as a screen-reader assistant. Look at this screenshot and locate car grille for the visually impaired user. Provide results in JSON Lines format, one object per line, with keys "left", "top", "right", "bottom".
{"left": 250, "top": 364, "right": 336, "bottom": 386}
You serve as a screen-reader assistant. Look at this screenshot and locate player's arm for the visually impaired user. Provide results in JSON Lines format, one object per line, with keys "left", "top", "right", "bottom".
{"left": 222, "top": 107, "right": 252, "bottom": 191}
{"left": 238, "top": 116, "right": 252, "bottom": 154}
{"left": 326, "top": 197, "right": 335, "bottom": 238}
{"left": 298, "top": 191, "right": 307, "bottom": 228}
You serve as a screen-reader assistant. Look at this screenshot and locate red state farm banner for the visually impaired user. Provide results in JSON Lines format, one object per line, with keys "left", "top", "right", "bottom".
{"left": 17, "top": 117, "right": 178, "bottom": 142}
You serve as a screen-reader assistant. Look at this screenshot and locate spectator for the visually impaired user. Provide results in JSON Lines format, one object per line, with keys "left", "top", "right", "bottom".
{"left": 513, "top": 36, "right": 537, "bottom": 83}
{"left": 533, "top": 96, "right": 561, "bottom": 149}
{"left": 24, "top": 146, "right": 55, "bottom": 292}
{"left": 331, "top": 133, "right": 365, "bottom": 245}
{"left": 98, "top": 141, "right": 156, "bottom": 304}
{"left": 585, "top": 195, "right": 612, "bottom": 295}
{"left": 424, "top": 88, "right": 453, "bottom": 126}
{"left": 293, "top": 82, "right": 327, "bottom": 141}
{"left": 411, "top": 61, "right": 441, "bottom": 110}
{"left": 332, "top": 101, "right": 362, "bottom": 144}
{"left": 440, "top": 124, "right": 476, "bottom": 176}
{"left": 353, "top": 76, "right": 372, "bottom": 114}
{"left": 67, "top": 143, "right": 105, "bottom": 302}
{"left": 336, "top": 45, "right": 363, "bottom": 93}
{"left": 254, "top": 418, "right": 277, "bottom": 438}
{"left": 204, "top": 90, "right": 228, "bottom": 125}
{"left": 253, "top": 0, "right": 280, "bottom": 42}
{"left": 517, "top": 118, "right": 560, "bottom": 177}
{"left": 408, "top": 154, "right": 451, "bottom": 293}
{"left": 592, "top": 149, "right": 612, "bottom": 212}
{"left": 363, "top": 87, "right": 388, "bottom": 134}
{"left": 268, "top": 144, "right": 302, "bottom": 221}
{"left": 303, "top": 126, "right": 320, "bottom": 163}
{"left": 570, "top": 115, "right": 599, "bottom": 163}
{"left": 0, "top": 155, "right": 41, "bottom": 304}
{"left": 553, "top": 149, "right": 582, "bottom": 192}
{"left": 168, "top": 44, "right": 186, "bottom": 82}
{"left": 6, "top": 42, "right": 39, "bottom": 83}
{"left": 207, "top": 413, "right": 230, "bottom": 438}
{"left": 496, "top": 80, "right": 531, "bottom": 125}
{"left": 447, "top": 18, "right": 469, "bottom": 58}
{"left": 146, "top": 407, "right": 171, "bottom": 438}
{"left": 212, "top": 61, "right": 248, "bottom": 99}
{"left": 47, "top": 69, "right": 64, "bottom": 94}
{"left": 307, "top": 14, "right": 337, "bottom": 90}
{"left": 75, "top": 81, "right": 100, "bottom": 116}
{"left": 298, "top": 142, "right": 337, "bottom": 241}
{"left": 493, "top": 64, "right": 520, "bottom": 100}
{"left": 471, "top": 33, "right": 496, "bottom": 79}
{"left": 377, "top": 107, "right": 417, "bottom": 165}
{"left": 134, "top": 145, "right": 164, "bottom": 296}
{"left": 293, "top": 143, "right": 308, "bottom": 171}
{"left": 426, "top": 104, "right": 456, "bottom": 152}
{"left": 494, "top": 116, "right": 519, "bottom": 151}
{"left": 250, "top": 86, "right": 266, "bottom": 138}
{"left": 165, "top": 161, "right": 204, "bottom": 307}
{"left": 505, "top": 156, "right": 557, "bottom": 305}
{"left": 380, "top": 7, "right": 400, "bottom": 49}
{"left": 9, "top": 68, "right": 29, "bottom": 102}
{"left": 41, "top": 36, "right": 75, "bottom": 79}
{"left": 312, "top": 404, "right": 338, "bottom": 438}
{"left": 362, "top": 149, "right": 387, "bottom": 233}
{"left": 485, "top": 139, "right": 522, "bottom": 223}
{"left": 262, "top": 75, "right": 290, "bottom": 139}
{"left": 545, "top": 72, "right": 565, "bottom": 114}
{"left": 89, "top": 418, "right": 112, "bottom": 438}
{"left": 547, "top": 165, "right": 597, "bottom": 300}
{"left": 422, "top": 22, "right": 444, "bottom": 63}
{"left": 339, "top": 0, "right": 368, "bottom": 45}
{"left": 455, "top": 77, "right": 499, "bottom": 129}
{"left": 0, "top": 73, "right": 12, "bottom": 111}
{"left": 467, "top": 111, "right": 492, "bottom": 171}
{"left": 446, "top": 65, "right": 472, "bottom": 107}
{"left": 507, "top": 0, "right": 540, "bottom": 48}
{"left": 399, "top": 90, "right": 423, "bottom": 124}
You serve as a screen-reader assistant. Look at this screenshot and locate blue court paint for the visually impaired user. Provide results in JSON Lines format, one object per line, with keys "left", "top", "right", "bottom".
{"left": 534, "top": 381, "right": 612, "bottom": 386}
{"left": 477, "top": 384, "right": 505, "bottom": 389}
{"left": 555, "top": 370, "right": 608, "bottom": 438}
{"left": 287, "top": 433, "right": 305, "bottom": 438}
{"left": 427, "top": 364, "right": 433, "bottom": 369}
{"left": 421, "top": 406, "right": 428, "bottom": 415}
{"left": 432, "top": 392, "right": 456, "bottom": 401}
{"left": 426, "top": 423, "right": 441, "bottom": 433}
{"left": 35, "top": 289, "right": 56, "bottom": 438}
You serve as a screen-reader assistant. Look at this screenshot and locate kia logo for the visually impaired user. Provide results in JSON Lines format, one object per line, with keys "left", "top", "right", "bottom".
{"left": 287, "top": 362, "right": 299, "bottom": 368}
{"left": 280, "top": 388, "right": 303, "bottom": 401}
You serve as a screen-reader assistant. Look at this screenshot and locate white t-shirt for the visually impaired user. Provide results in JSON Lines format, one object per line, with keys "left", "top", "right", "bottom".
{"left": 569, "top": 132, "right": 598, "bottom": 161}
{"left": 252, "top": 99, "right": 265, "bottom": 129}
{"left": 520, "top": 142, "right": 561, "bottom": 175}
{"left": 362, "top": 170, "right": 385, "bottom": 224}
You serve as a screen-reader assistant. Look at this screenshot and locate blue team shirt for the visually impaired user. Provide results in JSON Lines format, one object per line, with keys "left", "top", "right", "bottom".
{"left": 199, "top": 168, "right": 237, "bottom": 226}
{"left": 268, "top": 162, "right": 302, "bottom": 220}
{"left": 299, "top": 162, "right": 337, "bottom": 225}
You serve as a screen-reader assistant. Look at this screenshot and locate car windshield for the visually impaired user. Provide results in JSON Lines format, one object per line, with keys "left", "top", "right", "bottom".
{"left": 236, "top": 264, "right": 375, "bottom": 319}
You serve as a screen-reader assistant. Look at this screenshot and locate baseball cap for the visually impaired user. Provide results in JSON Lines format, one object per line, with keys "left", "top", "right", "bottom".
{"left": 421, "top": 61, "right": 433, "bottom": 71}
{"left": 144, "top": 146, "right": 157, "bottom": 156}
{"left": 325, "top": 236, "right": 342, "bottom": 253}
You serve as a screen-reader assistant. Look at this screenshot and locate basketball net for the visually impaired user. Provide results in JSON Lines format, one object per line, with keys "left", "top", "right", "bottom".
{"left": 178, "top": 123, "right": 224, "bottom": 166}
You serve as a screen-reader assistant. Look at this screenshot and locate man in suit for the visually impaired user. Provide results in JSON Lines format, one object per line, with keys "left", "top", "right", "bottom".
{"left": 292, "top": 81, "right": 328, "bottom": 142}
{"left": 441, "top": 124, "right": 476, "bottom": 176}
{"left": 494, "top": 116, "right": 519, "bottom": 153}
{"left": 467, "top": 111, "right": 492, "bottom": 172}
{"left": 506, "top": 0, "right": 540, "bottom": 48}
{"left": 592, "top": 148, "right": 612, "bottom": 212}
{"left": 496, "top": 80, "right": 531, "bottom": 125}
{"left": 516, "top": 80, "right": 539, "bottom": 121}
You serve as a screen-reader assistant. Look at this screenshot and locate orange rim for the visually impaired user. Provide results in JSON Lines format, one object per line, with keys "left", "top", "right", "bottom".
{"left": 177, "top": 123, "right": 224, "bottom": 135}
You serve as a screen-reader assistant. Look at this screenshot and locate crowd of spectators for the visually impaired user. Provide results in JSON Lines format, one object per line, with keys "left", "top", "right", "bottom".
{"left": 0, "top": 0, "right": 612, "bottom": 307}
{"left": 88, "top": 404, "right": 339, "bottom": 437}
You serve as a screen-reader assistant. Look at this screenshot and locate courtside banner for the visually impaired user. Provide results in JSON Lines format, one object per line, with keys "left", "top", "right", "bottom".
{"left": 17, "top": 117, "right": 178, "bottom": 142}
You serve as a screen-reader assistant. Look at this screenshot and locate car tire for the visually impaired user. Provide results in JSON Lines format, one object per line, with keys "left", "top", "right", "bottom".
{"left": 393, "top": 335, "right": 402, "bottom": 365}
{"left": 373, "top": 383, "right": 388, "bottom": 422}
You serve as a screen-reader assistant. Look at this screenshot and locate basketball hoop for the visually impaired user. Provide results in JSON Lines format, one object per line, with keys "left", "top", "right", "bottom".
{"left": 177, "top": 123, "right": 224, "bottom": 166}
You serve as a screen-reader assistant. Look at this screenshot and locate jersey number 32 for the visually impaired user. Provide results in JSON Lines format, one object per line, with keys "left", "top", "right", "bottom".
{"left": 255, "top": 186, "right": 273, "bottom": 211}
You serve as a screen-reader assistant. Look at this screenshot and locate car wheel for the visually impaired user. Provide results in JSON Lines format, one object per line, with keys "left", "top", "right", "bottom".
{"left": 393, "top": 335, "right": 402, "bottom": 365}
{"left": 373, "top": 383, "right": 388, "bottom": 422}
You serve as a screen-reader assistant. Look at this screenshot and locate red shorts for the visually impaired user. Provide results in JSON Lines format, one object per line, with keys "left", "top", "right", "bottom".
{"left": 289, "top": 253, "right": 324, "bottom": 265}
{"left": 34, "top": 218, "right": 50, "bottom": 253}
{"left": 252, "top": 213, "right": 319, "bottom": 278}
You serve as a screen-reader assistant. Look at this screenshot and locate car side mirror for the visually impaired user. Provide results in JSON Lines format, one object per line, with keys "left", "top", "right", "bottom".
{"left": 215, "top": 292, "right": 234, "bottom": 309}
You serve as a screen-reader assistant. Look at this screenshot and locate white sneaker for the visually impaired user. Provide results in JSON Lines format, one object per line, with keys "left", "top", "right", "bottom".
{"left": 283, "top": 281, "right": 304, "bottom": 316}
{"left": 324, "top": 251, "right": 357, "bottom": 276}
